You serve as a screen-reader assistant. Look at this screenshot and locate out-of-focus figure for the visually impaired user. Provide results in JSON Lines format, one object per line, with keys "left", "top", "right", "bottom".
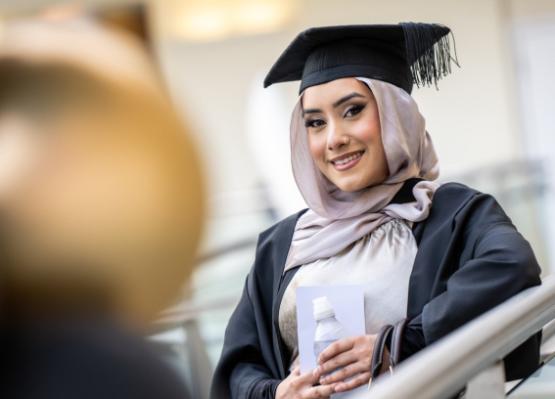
{"left": 0, "top": 5, "right": 204, "bottom": 398}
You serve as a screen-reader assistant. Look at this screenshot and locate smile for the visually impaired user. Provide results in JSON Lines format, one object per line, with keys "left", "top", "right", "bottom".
{"left": 330, "top": 150, "right": 364, "bottom": 171}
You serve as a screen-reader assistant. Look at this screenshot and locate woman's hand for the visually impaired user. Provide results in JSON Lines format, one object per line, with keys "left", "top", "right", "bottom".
{"left": 275, "top": 366, "right": 336, "bottom": 399}
{"left": 316, "top": 334, "right": 389, "bottom": 393}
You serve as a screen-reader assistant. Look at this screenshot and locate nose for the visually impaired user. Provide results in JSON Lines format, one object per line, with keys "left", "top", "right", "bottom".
{"left": 326, "top": 123, "right": 349, "bottom": 151}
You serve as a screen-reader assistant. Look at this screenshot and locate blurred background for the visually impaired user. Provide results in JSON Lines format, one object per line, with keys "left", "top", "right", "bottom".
{"left": 0, "top": 1, "right": 554, "bottom": 398}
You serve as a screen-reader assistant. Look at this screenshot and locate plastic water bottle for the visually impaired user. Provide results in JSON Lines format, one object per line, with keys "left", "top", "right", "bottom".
{"left": 313, "top": 296, "right": 348, "bottom": 360}
{"left": 312, "top": 296, "right": 367, "bottom": 398}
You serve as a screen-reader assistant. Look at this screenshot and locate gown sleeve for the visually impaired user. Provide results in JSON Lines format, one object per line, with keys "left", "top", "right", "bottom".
{"left": 211, "top": 212, "right": 303, "bottom": 399}
{"left": 401, "top": 192, "right": 542, "bottom": 380}
{"left": 210, "top": 272, "right": 281, "bottom": 399}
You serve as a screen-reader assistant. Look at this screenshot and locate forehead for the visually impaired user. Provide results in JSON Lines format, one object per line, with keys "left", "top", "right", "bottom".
{"left": 302, "top": 77, "right": 371, "bottom": 108}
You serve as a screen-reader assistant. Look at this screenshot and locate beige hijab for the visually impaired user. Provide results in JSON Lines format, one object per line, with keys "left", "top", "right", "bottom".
{"left": 284, "top": 78, "right": 439, "bottom": 272}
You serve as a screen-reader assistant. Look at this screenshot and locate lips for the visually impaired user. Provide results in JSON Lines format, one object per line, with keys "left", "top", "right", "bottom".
{"left": 330, "top": 150, "right": 364, "bottom": 171}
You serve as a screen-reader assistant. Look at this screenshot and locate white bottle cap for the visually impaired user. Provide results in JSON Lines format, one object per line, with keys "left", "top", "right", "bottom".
{"left": 312, "top": 296, "right": 334, "bottom": 320}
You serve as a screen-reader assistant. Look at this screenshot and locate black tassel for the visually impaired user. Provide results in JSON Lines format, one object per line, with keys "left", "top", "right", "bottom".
{"left": 400, "top": 22, "right": 460, "bottom": 89}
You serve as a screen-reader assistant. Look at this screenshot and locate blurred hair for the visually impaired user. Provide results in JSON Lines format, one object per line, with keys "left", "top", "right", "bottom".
{"left": 93, "top": 2, "right": 152, "bottom": 49}
{"left": 0, "top": 58, "right": 204, "bottom": 326}
{"left": 0, "top": 59, "right": 122, "bottom": 120}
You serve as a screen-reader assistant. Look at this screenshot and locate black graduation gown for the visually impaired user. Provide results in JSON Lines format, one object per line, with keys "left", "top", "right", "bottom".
{"left": 210, "top": 181, "right": 542, "bottom": 399}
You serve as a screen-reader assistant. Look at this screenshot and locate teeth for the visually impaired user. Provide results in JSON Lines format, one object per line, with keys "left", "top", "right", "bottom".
{"left": 334, "top": 152, "right": 362, "bottom": 166}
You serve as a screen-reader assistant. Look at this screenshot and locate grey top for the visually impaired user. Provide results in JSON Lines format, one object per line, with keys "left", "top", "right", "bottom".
{"left": 278, "top": 219, "right": 416, "bottom": 368}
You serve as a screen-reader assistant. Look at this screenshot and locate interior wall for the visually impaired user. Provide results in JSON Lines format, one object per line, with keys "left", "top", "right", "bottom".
{"left": 157, "top": 0, "right": 521, "bottom": 218}
{"left": 507, "top": 0, "right": 555, "bottom": 272}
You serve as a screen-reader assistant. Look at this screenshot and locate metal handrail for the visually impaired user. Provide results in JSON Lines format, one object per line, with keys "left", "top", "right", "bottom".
{"left": 542, "top": 318, "right": 555, "bottom": 343}
{"left": 153, "top": 295, "right": 239, "bottom": 332}
{"left": 358, "top": 275, "right": 555, "bottom": 399}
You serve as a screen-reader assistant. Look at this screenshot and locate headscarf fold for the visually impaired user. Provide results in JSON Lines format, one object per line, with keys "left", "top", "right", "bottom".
{"left": 284, "top": 78, "right": 439, "bottom": 272}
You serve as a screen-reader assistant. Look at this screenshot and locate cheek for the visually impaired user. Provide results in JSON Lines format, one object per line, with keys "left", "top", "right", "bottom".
{"left": 307, "top": 133, "right": 326, "bottom": 164}
{"left": 353, "top": 114, "right": 381, "bottom": 145}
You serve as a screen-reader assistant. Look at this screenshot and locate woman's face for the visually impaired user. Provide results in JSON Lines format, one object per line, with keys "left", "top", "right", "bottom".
{"left": 302, "top": 78, "right": 389, "bottom": 192}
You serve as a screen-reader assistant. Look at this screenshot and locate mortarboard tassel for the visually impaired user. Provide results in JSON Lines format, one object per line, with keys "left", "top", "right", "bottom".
{"left": 401, "top": 22, "right": 460, "bottom": 89}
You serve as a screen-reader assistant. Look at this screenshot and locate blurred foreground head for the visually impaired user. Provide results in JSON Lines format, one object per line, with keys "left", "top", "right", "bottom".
{"left": 0, "top": 17, "right": 205, "bottom": 327}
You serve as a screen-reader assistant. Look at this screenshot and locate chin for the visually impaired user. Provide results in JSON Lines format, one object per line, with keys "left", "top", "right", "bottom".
{"left": 335, "top": 179, "right": 368, "bottom": 192}
{"left": 333, "top": 175, "right": 384, "bottom": 192}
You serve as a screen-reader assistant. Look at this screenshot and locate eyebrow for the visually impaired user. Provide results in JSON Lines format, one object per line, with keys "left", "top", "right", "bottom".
{"left": 302, "top": 92, "right": 365, "bottom": 115}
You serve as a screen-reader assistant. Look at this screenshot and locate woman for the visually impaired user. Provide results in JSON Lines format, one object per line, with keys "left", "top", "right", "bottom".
{"left": 211, "top": 23, "right": 541, "bottom": 399}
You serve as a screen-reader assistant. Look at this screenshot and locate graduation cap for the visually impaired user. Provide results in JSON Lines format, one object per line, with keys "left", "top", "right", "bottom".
{"left": 264, "top": 22, "right": 458, "bottom": 94}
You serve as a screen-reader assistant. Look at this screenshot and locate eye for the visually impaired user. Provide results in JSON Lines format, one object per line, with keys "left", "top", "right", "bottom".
{"left": 344, "top": 104, "right": 365, "bottom": 118}
{"left": 304, "top": 118, "right": 326, "bottom": 129}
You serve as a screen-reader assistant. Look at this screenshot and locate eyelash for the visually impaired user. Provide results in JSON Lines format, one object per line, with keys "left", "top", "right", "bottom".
{"left": 304, "top": 104, "right": 366, "bottom": 129}
{"left": 305, "top": 119, "right": 325, "bottom": 128}
{"left": 344, "top": 104, "right": 365, "bottom": 117}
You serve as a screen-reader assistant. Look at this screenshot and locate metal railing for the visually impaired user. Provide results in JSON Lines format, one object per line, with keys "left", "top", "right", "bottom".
{"left": 356, "top": 275, "right": 555, "bottom": 399}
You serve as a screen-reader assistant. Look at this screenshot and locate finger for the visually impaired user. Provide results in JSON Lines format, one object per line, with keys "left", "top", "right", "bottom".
{"left": 317, "top": 338, "right": 354, "bottom": 364}
{"left": 334, "top": 371, "right": 371, "bottom": 393}
{"left": 296, "top": 369, "right": 321, "bottom": 386}
{"left": 320, "top": 361, "right": 369, "bottom": 384}
{"left": 302, "top": 383, "right": 336, "bottom": 399}
{"left": 292, "top": 366, "right": 301, "bottom": 376}
{"left": 317, "top": 350, "right": 357, "bottom": 377}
